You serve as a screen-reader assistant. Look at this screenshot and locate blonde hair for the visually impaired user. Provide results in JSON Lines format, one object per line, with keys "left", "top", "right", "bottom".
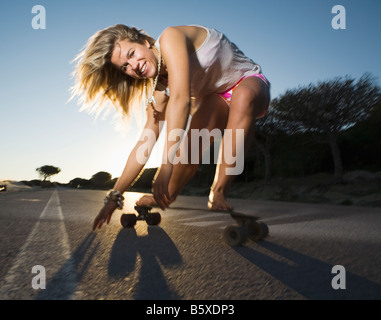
{"left": 70, "top": 24, "right": 156, "bottom": 118}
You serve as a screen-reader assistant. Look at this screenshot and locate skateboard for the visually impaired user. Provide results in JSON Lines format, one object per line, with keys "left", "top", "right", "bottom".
{"left": 120, "top": 205, "right": 269, "bottom": 246}
{"left": 222, "top": 211, "right": 269, "bottom": 246}
{"left": 166, "top": 206, "right": 269, "bottom": 246}
{"left": 120, "top": 206, "right": 161, "bottom": 228}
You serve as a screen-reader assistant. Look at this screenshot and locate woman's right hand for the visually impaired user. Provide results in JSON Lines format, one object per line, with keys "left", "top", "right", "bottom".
{"left": 92, "top": 200, "right": 118, "bottom": 231}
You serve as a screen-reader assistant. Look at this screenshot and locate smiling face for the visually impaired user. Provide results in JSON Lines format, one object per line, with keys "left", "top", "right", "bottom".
{"left": 111, "top": 39, "right": 158, "bottom": 80}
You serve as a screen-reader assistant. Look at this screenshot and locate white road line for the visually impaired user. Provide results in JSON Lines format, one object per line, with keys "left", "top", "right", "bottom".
{"left": 0, "top": 190, "right": 79, "bottom": 300}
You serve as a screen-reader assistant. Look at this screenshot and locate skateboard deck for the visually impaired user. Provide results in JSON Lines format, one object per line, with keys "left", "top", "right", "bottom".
{"left": 120, "top": 205, "right": 269, "bottom": 246}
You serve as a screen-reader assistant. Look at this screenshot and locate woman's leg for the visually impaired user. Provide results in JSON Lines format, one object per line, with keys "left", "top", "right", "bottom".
{"left": 136, "top": 93, "right": 229, "bottom": 207}
{"left": 208, "top": 76, "right": 270, "bottom": 211}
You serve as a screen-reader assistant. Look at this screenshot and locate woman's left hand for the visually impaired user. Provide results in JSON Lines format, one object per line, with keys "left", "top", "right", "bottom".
{"left": 152, "top": 164, "right": 173, "bottom": 210}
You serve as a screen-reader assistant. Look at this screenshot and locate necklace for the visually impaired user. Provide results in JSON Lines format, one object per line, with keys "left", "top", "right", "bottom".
{"left": 144, "top": 45, "right": 162, "bottom": 117}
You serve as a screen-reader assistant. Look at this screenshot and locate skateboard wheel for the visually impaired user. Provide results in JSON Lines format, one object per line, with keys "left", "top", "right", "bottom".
{"left": 120, "top": 214, "right": 137, "bottom": 228}
{"left": 258, "top": 222, "right": 269, "bottom": 238}
{"left": 223, "top": 225, "right": 249, "bottom": 246}
{"left": 146, "top": 212, "right": 161, "bottom": 226}
{"left": 248, "top": 222, "right": 269, "bottom": 241}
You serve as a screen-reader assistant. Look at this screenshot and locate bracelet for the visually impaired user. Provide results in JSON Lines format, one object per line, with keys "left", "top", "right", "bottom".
{"left": 104, "top": 190, "right": 124, "bottom": 210}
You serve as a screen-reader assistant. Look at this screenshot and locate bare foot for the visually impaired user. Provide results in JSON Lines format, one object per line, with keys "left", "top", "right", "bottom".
{"left": 208, "top": 190, "right": 233, "bottom": 212}
{"left": 136, "top": 195, "right": 158, "bottom": 207}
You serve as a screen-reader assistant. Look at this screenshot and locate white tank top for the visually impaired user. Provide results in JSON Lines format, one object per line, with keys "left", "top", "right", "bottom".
{"left": 156, "top": 25, "right": 261, "bottom": 98}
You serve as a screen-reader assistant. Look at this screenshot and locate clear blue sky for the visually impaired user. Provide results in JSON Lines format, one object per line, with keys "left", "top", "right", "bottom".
{"left": 1, "top": 0, "right": 380, "bottom": 183}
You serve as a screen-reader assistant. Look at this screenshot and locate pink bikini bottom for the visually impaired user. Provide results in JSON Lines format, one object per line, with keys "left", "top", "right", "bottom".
{"left": 218, "top": 73, "right": 270, "bottom": 118}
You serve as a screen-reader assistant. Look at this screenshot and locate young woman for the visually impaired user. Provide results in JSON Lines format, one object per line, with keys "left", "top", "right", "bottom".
{"left": 71, "top": 24, "right": 270, "bottom": 230}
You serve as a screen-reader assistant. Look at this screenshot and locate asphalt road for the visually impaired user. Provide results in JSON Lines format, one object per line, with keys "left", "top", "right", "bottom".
{"left": 0, "top": 188, "right": 380, "bottom": 300}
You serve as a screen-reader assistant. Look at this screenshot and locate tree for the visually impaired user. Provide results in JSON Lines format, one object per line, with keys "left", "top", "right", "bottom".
{"left": 272, "top": 74, "right": 380, "bottom": 181}
{"left": 90, "top": 171, "right": 112, "bottom": 189}
{"left": 254, "top": 108, "right": 281, "bottom": 182}
{"left": 69, "top": 177, "right": 90, "bottom": 189}
{"left": 36, "top": 165, "right": 61, "bottom": 181}
{"left": 340, "top": 101, "right": 381, "bottom": 171}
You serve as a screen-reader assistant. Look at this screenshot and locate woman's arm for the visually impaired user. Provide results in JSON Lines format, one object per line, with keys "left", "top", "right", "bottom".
{"left": 152, "top": 27, "right": 191, "bottom": 209}
{"left": 160, "top": 27, "right": 191, "bottom": 162}
{"left": 92, "top": 91, "right": 167, "bottom": 230}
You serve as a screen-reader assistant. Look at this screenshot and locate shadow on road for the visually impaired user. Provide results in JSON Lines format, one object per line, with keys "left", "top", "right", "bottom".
{"left": 37, "top": 232, "right": 99, "bottom": 300}
{"left": 234, "top": 241, "right": 381, "bottom": 299}
{"left": 108, "top": 226, "right": 183, "bottom": 299}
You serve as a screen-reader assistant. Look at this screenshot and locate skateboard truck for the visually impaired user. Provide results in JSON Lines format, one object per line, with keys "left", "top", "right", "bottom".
{"left": 120, "top": 206, "right": 161, "bottom": 228}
